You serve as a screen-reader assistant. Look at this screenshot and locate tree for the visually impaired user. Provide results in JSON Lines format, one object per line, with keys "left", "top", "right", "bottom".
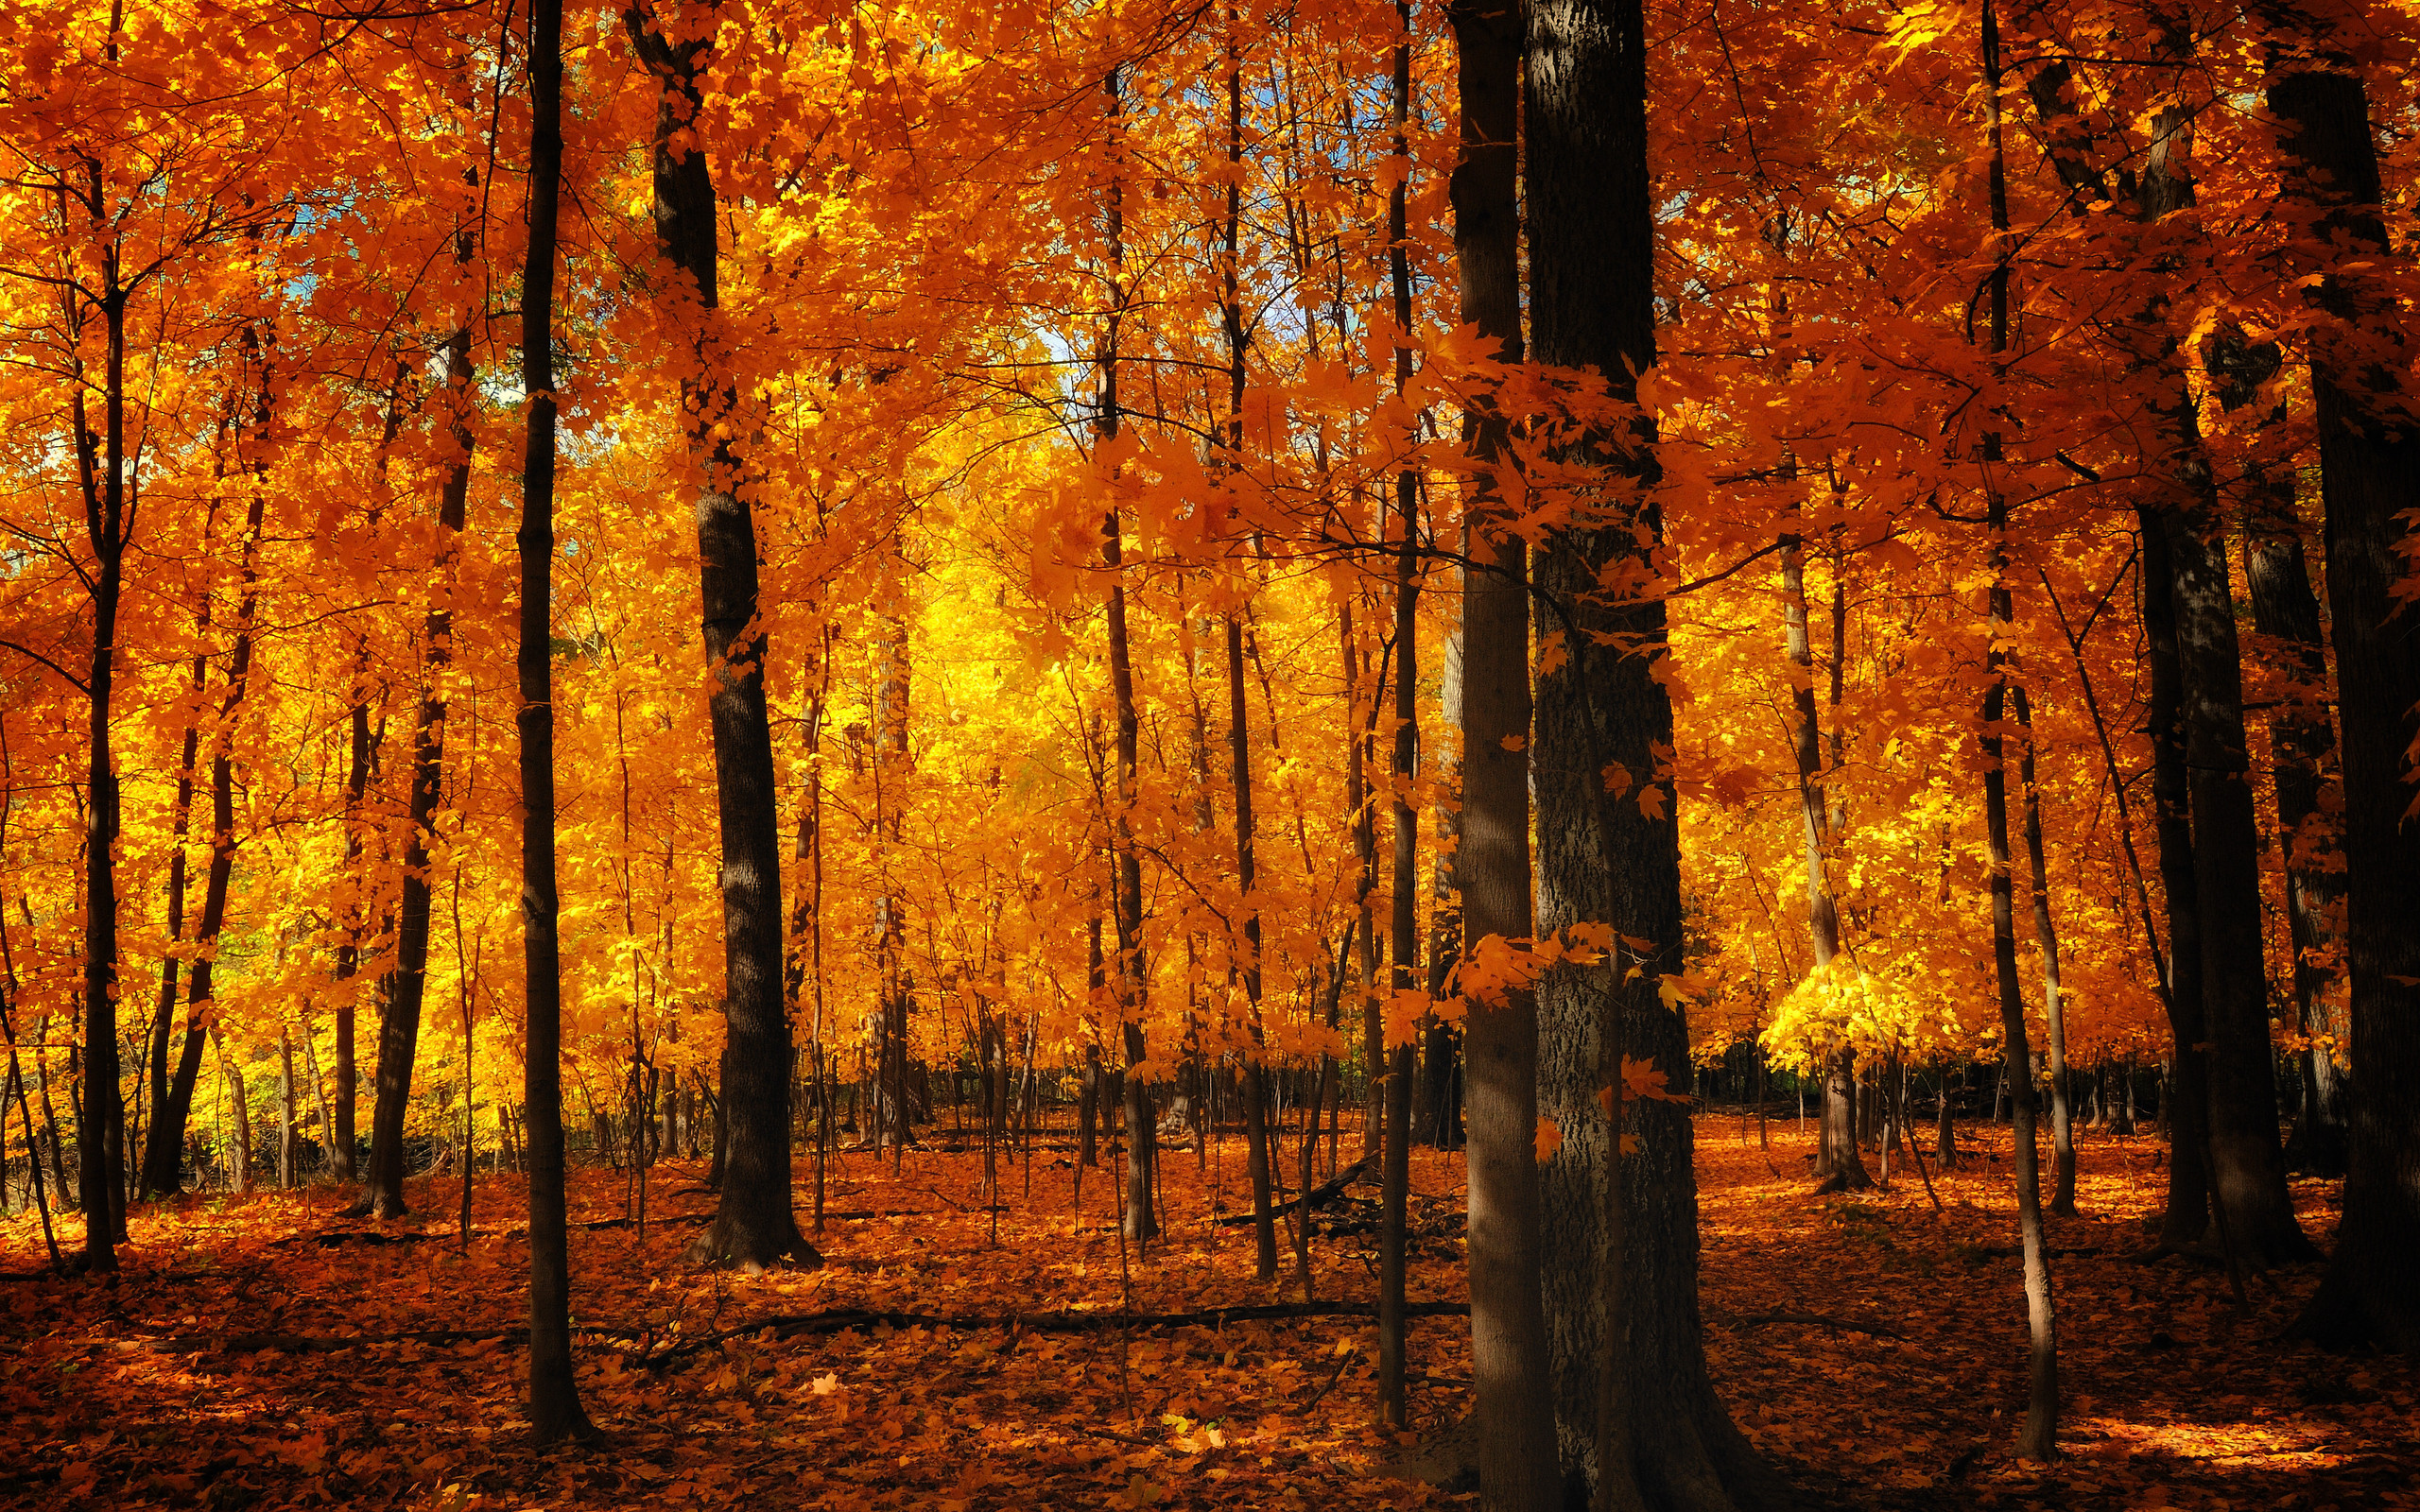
{"left": 625, "top": 0, "right": 813, "bottom": 1271}
{"left": 1527, "top": 0, "right": 1788, "bottom": 1500}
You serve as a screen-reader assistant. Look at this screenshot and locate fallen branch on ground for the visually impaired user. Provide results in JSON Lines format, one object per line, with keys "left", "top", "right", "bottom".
{"left": 1732, "top": 1312, "right": 1909, "bottom": 1339}
{"left": 1210, "top": 1156, "right": 1374, "bottom": 1227}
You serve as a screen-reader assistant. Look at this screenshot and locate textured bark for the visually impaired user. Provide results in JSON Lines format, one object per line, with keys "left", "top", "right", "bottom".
{"left": 514, "top": 0, "right": 590, "bottom": 1439}
{"left": 2157, "top": 498, "right": 2309, "bottom": 1263}
{"left": 1528, "top": 0, "right": 1786, "bottom": 1501}
{"left": 627, "top": 1, "right": 811, "bottom": 1270}
{"left": 2223, "top": 380, "right": 2350, "bottom": 1173}
{"left": 1449, "top": 0, "right": 1559, "bottom": 1473}
{"left": 2265, "top": 45, "right": 2420, "bottom": 1354}
{"left": 2139, "top": 512, "right": 2213, "bottom": 1248}
{"left": 73, "top": 272, "right": 130, "bottom": 1270}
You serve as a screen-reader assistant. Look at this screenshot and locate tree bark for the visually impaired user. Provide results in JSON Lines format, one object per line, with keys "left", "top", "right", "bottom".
{"left": 1442, "top": 0, "right": 1558, "bottom": 1489}
{"left": 1979, "top": 8, "right": 2058, "bottom": 1458}
{"left": 2159, "top": 498, "right": 2309, "bottom": 1263}
{"left": 514, "top": 0, "right": 590, "bottom": 1438}
{"left": 626, "top": 0, "right": 812, "bottom": 1270}
{"left": 2264, "top": 36, "right": 2420, "bottom": 1353}
{"left": 1528, "top": 0, "right": 1785, "bottom": 1500}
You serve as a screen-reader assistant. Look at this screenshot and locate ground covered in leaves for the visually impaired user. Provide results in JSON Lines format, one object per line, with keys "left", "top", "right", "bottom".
{"left": 1, "top": 1121, "right": 2411, "bottom": 1509}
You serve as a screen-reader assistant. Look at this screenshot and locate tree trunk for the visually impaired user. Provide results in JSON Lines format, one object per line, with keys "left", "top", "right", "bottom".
{"left": 359, "top": 288, "right": 475, "bottom": 1224}
{"left": 514, "top": 4, "right": 590, "bottom": 1438}
{"left": 2265, "top": 39, "right": 2420, "bottom": 1353}
{"left": 2138, "top": 510, "right": 2214, "bottom": 1248}
{"left": 1378, "top": 12, "right": 1419, "bottom": 1430}
{"left": 138, "top": 643, "right": 204, "bottom": 1197}
{"left": 2237, "top": 476, "right": 2349, "bottom": 1175}
{"left": 625, "top": 3, "right": 811, "bottom": 1271}
{"left": 153, "top": 372, "right": 271, "bottom": 1206}
{"left": 2013, "top": 687, "right": 2077, "bottom": 1215}
{"left": 2160, "top": 500, "right": 2309, "bottom": 1263}
{"left": 1782, "top": 526, "right": 1865, "bottom": 1195}
{"left": 1528, "top": 0, "right": 1785, "bottom": 1499}
{"left": 1229, "top": 614, "right": 1279, "bottom": 1280}
{"left": 1979, "top": 9, "right": 2058, "bottom": 1458}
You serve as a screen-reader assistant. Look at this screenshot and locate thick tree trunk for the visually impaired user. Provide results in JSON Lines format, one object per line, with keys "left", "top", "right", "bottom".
{"left": 625, "top": 3, "right": 811, "bottom": 1270}
{"left": 2160, "top": 501, "right": 2309, "bottom": 1263}
{"left": 2239, "top": 516, "right": 2348, "bottom": 1175}
{"left": 2138, "top": 512, "right": 2213, "bottom": 1248}
{"left": 1528, "top": 0, "right": 1785, "bottom": 1501}
{"left": 514, "top": 5, "right": 590, "bottom": 1439}
{"left": 2265, "top": 44, "right": 2420, "bottom": 1354}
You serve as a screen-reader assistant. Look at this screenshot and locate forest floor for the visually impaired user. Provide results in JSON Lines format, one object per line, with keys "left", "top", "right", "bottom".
{"left": 0, "top": 1120, "right": 2411, "bottom": 1510}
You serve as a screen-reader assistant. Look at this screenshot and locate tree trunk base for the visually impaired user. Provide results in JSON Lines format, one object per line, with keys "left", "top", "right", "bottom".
{"left": 682, "top": 1213, "right": 823, "bottom": 1273}
{"left": 1585, "top": 1378, "right": 1803, "bottom": 1512}
{"left": 1810, "top": 1165, "right": 1873, "bottom": 1195}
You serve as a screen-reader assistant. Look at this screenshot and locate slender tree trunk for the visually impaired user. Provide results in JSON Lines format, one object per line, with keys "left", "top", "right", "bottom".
{"left": 2265, "top": 34, "right": 2420, "bottom": 1352}
{"left": 1378, "top": 9, "right": 1419, "bottom": 1430}
{"left": 138, "top": 644, "right": 203, "bottom": 1196}
{"left": 1783, "top": 528, "right": 1866, "bottom": 1194}
{"left": 1979, "top": 8, "right": 2058, "bottom": 1458}
{"left": 515, "top": 3, "right": 590, "bottom": 1436}
{"left": 2013, "top": 687, "right": 2077, "bottom": 1215}
{"left": 154, "top": 366, "right": 271, "bottom": 1205}
{"left": 1230, "top": 614, "right": 1279, "bottom": 1280}
{"left": 73, "top": 275, "right": 131, "bottom": 1271}
{"left": 360, "top": 275, "right": 476, "bottom": 1223}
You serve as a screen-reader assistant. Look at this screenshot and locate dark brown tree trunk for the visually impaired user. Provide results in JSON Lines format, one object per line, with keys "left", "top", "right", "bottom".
{"left": 2239, "top": 515, "right": 2348, "bottom": 1175}
{"left": 1230, "top": 615, "right": 1278, "bottom": 1280}
{"left": 72, "top": 269, "right": 131, "bottom": 1271}
{"left": 2160, "top": 497, "right": 2310, "bottom": 1263}
{"left": 1528, "top": 0, "right": 1784, "bottom": 1500}
{"left": 1421, "top": 631, "right": 1464, "bottom": 1149}
{"left": 514, "top": 0, "right": 589, "bottom": 1438}
{"left": 2265, "top": 41, "right": 2420, "bottom": 1353}
{"left": 626, "top": 1, "right": 812, "bottom": 1269}
{"left": 138, "top": 642, "right": 204, "bottom": 1197}
{"left": 2138, "top": 511, "right": 2214, "bottom": 1248}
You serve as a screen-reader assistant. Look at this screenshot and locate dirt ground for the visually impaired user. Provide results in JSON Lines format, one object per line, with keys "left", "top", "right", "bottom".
{"left": 1, "top": 1118, "right": 2410, "bottom": 1509}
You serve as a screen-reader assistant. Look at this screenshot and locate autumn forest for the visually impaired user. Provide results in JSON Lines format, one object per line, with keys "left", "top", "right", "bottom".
{"left": 0, "top": 0, "right": 2415, "bottom": 1504}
